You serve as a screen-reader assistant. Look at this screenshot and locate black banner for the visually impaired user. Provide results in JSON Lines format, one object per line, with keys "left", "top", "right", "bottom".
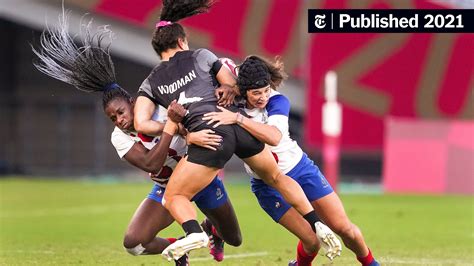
{"left": 308, "top": 9, "right": 473, "bottom": 33}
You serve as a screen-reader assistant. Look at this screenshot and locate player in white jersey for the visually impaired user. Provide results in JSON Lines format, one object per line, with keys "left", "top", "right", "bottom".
{"left": 202, "top": 55, "right": 379, "bottom": 266}
{"left": 31, "top": 14, "right": 241, "bottom": 265}
{"left": 107, "top": 104, "right": 240, "bottom": 263}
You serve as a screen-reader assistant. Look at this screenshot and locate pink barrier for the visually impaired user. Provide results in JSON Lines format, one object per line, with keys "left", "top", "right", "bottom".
{"left": 383, "top": 117, "right": 474, "bottom": 194}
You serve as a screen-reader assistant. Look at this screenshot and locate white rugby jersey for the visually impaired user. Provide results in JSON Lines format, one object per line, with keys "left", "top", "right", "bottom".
{"left": 243, "top": 90, "right": 303, "bottom": 179}
{"left": 110, "top": 106, "right": 187, "bottom": 187}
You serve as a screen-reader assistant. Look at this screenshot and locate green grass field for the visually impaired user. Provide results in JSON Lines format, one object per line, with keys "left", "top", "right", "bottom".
{"left": 1, "top": 177, "right": 473, "bottom": 265}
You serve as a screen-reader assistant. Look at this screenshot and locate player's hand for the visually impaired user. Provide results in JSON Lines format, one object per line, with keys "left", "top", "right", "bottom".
{"left": 177, "top": 123, "right": 188, "bottom": 137}
{"left": 202, "top": 106, "right": 238, "bottom": 128}
{"left": 215, "top": 85, "right": 237, "bottom": 107}
{"left": 187, "top": 129, "right": 222, "bottom": 151}
{"left": 167, "top": 100, "right": 187, "bottom": 123}
{"left": 163, "top": 119, "right": 179, "bottom": 135}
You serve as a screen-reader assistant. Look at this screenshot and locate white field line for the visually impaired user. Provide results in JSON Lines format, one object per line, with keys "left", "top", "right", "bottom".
{"left": 0, "top": 251, "right": 471, "bottom": 265}
{"left": 0, "top": 204, "right": 136, "bottom": 218}
{"left": 190, "top": 252, "right": 269, "bottom": 261}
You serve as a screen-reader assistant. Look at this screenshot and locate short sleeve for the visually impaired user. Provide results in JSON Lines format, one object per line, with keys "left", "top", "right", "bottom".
{"left": 266, "top": 94, "right": 290, "bottom": 117}
{"left": 137, "top": 79, "right": 157, "bottom": 103}
{"left": 194, "top": 49, "right": 220, "bottom": 73}
{"left": 111, "top": 128, "right": 136, "bottom": 158}
{"left": 266, "top": 95, "right": 291, "bottom": 135}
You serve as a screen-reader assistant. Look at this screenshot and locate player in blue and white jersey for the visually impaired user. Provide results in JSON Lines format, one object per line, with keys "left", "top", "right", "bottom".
{"left": 31, "top": 13, "right": 241, "bottom": 265}
{"left": 203, "top": 55, "right": 380, "bottom": 266}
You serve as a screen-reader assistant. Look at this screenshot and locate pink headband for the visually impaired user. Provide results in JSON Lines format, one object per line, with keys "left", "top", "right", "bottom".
{"left": 156, "top": 20, "right": 173, "bottom": 29}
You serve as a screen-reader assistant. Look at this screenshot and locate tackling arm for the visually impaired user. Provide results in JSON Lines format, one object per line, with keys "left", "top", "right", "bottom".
{"left": 133, "top": 96, "right": 165, "bottom": 135}
{"left": 123, "top": 120, "right": 178, "bottom": 173}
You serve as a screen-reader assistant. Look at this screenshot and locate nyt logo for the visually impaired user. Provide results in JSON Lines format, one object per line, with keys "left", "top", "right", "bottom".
{"left": 314, "top": 14, "right": 326, "bottom": 29}
{"left": 308, "top": 10, "right": 331, "bottom": 32}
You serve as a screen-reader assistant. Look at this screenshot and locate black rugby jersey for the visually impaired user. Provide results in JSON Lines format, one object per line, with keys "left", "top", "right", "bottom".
{"left": 138, "top": 48, "right": 223, "bottom": 130}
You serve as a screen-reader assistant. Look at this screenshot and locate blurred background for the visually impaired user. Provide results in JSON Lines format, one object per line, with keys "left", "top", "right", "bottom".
{"left": 0, "top": 0, "right": 472, "bottom": 192}
{"left": 0, "top": 1, "right": 473, "bottom": 265}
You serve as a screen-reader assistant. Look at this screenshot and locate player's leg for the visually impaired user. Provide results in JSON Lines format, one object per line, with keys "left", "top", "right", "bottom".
{"left": 311, "top": 192, "right": 379, "bottom": 266}
{"left": 251, "top": 177, "right": 319, "bottom": 266}
{"left": 123, "top": 197, "right": 175, "bottom": 255}
{"left": 195, "top": 177, "right": 242, "bottom": 246}
{"left": 195, "top": 177, "right": 242, "bottom": 261}
{"left": 200, "top": 201, "right": 241, "bottom": 246}
{"left": 241, "top": 147, "right": 317, "bottom": 226}
{"left": 163, "top": 157, "right": 219, "bottom": 223}
{"left": 280, "top": 209, "right": 320, "bottom": 266}
{"left": 233, "top": 124, "right": 316, "bottom": 222}
{"left": 286, "top": 154, "right": 342, "bottom": 260}
{"left": 162, "top": 125, "right": 237, "bottom": 260}
{"left": 161, "top": 157, "right": 220, "bottom": 260}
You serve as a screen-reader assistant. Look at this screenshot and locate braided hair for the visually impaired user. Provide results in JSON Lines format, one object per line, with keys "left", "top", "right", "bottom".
{"left": 151, "top": 0, "right": 214, "bottom": 57}
{"left": 31, "top": 11, "right": 131, "bottom": 109}
{"left": 237, "top": 55, "right": 288, "bottom": 97}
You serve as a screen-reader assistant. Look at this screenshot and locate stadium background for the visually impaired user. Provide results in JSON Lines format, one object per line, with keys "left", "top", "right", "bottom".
{"left": 0, "top": 0, "right": 472, "bottom": 265}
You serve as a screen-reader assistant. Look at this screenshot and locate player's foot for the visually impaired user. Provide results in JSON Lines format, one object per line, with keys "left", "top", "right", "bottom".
{"left": 315, "top": 222, "right": 342, "bottom": 260}
{"left": 162, "top": 232, "right": 209, "bottom": 261}
{"left": 201, "top": 219, "right": 224, "bottom": 262}
{"left": 174, "top": 253, "right": 189, "bottom": 266}
{"left": 288, "top": 259, "right": 298, "bottom": 266}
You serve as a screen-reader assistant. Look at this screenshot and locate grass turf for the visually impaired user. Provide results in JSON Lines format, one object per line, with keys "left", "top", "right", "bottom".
{"left": 0, "top": 177, "right": 472, "bottom": 265}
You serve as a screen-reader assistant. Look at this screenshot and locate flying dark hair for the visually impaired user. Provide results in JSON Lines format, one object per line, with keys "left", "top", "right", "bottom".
{"left": 237, "top": 55, "right": 288, "bottom": 96}
{"left": 151, "top": 0, "right": 214, "bottom": 57}
{"left": 31, "top": 11, "right": 131, "bottom": 109}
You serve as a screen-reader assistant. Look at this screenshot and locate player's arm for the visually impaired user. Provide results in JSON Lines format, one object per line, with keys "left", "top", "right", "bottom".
{"left": 206, "top": 106, "right": 282, "bottom": 146}
{"left": 196, "top": 49, "right": 238, "bottom": 106}
{"left": 215, "top": 66, "right": 239, "bottom": 106}
{"left": 134, "top": 95, "right": 165, "bottom": 135}
{"left": 203, "top": 95, "right": 291, "bottom": 146}
{"left": 123, "top": 120, "right": 178, "bottom": 173}
{"left": 235, "top": 112, "right": 282, "bottom": 146}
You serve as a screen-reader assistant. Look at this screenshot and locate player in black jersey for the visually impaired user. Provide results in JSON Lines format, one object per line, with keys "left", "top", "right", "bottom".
{"left": 31, "top": 10, "right": 241, "bottom": 265}
{"left": 133, "top": 0, "right": 324, "bottom": 261}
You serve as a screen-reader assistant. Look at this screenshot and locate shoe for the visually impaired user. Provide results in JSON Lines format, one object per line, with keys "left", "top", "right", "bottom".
{"left": 201, "top": 219, "right": 224, "bottom": 262}
{"left": 174, "top": 253, "right": 189, "bottom": 266}
{"left": 288, "top": 259, "right": 298, "bottom": 266}
{"left": 162, "top": 232, "right": 209, "bottom": 261}
{"left": 315, "top": 222, "right": 342, "bottom": 260}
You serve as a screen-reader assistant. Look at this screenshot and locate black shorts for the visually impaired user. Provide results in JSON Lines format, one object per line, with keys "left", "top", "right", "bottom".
{"left": 187, "top": 120, "right": 265, "bottom": 169}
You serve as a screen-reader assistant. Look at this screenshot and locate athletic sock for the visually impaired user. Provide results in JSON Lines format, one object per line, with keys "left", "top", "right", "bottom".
{"left": 182, "top": 220, "right": 203, "bottom": 236}
{"left": 357, "top": 248, "right": 379, "bottom": 266}
{"left": 296, "top": 240, "right": 317, "bottom": 266}
{"left": 303, "top": 211, "right": 320, "bottom": 232}
{"left": 166, "top": 238, "right": 177, "bottom": 244}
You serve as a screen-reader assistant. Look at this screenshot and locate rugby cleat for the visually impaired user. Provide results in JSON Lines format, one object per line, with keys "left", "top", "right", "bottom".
{"left": 201, "top": 219, "right": 225, "bottom": 262}
{"left": 162, "top": 232, "right": 209, "bottom": 261}
{"left": 174, "top": 253, "right": 189, "bottom": 266}
{"left": 315, "top": 222, "right": 342, "bottom": 260}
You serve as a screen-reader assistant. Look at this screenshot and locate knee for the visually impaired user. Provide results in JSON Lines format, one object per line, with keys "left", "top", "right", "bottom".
{"left": 302, "top": 237, "right": 320, "bottom": 253}
{"left": 224, "top": 232, "right": 242, "bottom": 247}
{"left": 123, "top": 234, "right": 141, "bottom": 249}
{"left": 123, "top": 235, "right": 146, "bottom": 256}
{"left": 332, "top": 222, "right": 356, "bottom": 239}
{"left": 162, "top": 193, "right": 174, "bottom": 210}
{"left": 263, "top": 171, "right": 284, "bottom": 187}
